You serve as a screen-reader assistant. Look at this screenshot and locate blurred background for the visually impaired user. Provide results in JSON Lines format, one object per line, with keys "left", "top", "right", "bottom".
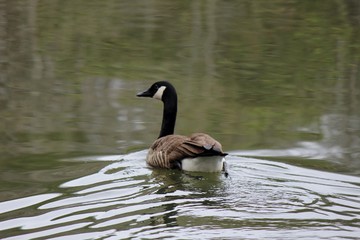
{"left": 0, "top": 0, "right": 359, "bottom": 175}
{"left": 1, "top": 1, "right": 360, "bottom": 239}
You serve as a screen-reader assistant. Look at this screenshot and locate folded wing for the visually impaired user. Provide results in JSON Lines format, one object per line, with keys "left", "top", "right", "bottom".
{"left": 147, "top": 133, "right": 227, "bottom": 169}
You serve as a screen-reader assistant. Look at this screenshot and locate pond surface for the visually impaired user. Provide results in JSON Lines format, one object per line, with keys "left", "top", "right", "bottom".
{"left": 1, "top": 152, "right": 360, "bottom": 239}
{"left": 1, "top": 1, "right": 360, "bottom": 239}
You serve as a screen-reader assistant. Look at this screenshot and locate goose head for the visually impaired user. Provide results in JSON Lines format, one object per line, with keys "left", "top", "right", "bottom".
{"left": 136, "top": 81, "right": 176, "bottom": 102}
{"left": 137, "top": 81, "right": 178, "bottom": 138}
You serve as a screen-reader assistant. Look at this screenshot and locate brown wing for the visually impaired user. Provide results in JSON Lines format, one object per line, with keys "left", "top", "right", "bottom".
{"left": 146, "top": 133, "right": 227, "bottom": 169}
{"left": 186, "top": 133, "right": 227, "bottom": 156}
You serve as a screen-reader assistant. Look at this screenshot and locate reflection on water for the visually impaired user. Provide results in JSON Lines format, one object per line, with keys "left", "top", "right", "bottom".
{"left": 0, "top": 151, "right": 359, "bottom": 239}
{"left": 1, "top": 0, "right": 359, "bottom": 172}
{"left": 1, "top": 1, "right": 360, "bottom": 239}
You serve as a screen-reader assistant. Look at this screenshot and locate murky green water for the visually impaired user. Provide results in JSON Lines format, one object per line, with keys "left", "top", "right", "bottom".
{"left": 1, "top": 1, "right": 360, "bottom": 239}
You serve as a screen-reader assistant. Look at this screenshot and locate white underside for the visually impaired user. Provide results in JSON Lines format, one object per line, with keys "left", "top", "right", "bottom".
{"left": 181, "top": 156, "right": 225, "bottom": 172}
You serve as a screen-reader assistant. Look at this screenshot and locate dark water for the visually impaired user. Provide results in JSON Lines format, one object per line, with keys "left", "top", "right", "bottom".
{"left": 1, "top": 1, "right": 360, "bottom": 239}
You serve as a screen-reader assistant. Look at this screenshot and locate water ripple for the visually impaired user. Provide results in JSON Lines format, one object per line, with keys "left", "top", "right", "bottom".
{"left": 0, "top": 150, "right": 360, "bottom": 239}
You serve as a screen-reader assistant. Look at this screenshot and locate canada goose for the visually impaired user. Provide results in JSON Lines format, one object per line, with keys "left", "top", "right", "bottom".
{"left": 137, "top": 81, "right": 228, "bottom": 175}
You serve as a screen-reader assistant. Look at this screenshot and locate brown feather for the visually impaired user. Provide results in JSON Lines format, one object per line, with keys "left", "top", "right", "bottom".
{"left": 146, "top": 133, "right": 227, "bottom": 169}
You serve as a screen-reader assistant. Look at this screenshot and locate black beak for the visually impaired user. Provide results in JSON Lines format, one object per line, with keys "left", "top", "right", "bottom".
{"left": 136, "top": 89, "right": 152, "bottom": 97}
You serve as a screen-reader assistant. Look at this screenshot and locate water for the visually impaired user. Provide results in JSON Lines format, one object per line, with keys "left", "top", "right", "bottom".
{"left": 1, "top": 1, "right": 360, "bottom": 239}
{"left": 1, "top": 152, "right": 360, "bottom": 239}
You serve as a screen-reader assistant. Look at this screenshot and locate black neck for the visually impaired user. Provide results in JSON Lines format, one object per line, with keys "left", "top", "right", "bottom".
{"left": 158, "top": 93, "right": 177, "bottom": 138}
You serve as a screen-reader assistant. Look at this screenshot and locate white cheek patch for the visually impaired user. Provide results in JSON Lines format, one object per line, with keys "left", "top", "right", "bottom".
{"left": 153, "top": 86, "right": 166, "bottom": 100}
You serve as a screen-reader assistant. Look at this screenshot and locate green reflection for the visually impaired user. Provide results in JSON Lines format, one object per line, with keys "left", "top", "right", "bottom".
{"left": 0, "top": 0, "right": 359, "bottom": 174}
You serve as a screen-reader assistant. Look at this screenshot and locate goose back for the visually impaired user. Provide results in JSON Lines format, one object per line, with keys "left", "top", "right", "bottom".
{"left": 146, "top": 133, "right": 227, "bottom": 169}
